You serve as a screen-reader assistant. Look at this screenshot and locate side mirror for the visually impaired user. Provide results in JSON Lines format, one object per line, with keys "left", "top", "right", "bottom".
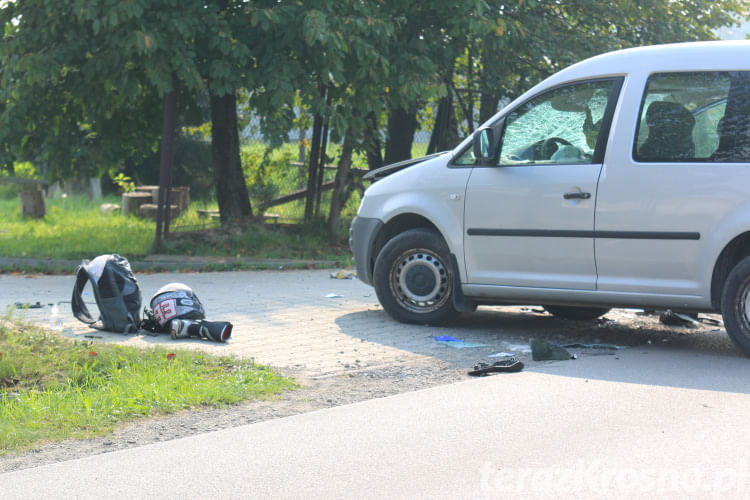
{"left": 472, "top": 127, "right": 495, "bottom": 163}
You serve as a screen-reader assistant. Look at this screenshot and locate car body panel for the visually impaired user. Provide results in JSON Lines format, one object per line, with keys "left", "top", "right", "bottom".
{"left": 463, "top": 163, "right": 601, "bottom": 289}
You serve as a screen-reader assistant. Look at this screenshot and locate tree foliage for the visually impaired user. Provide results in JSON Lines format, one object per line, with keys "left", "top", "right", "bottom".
{"left": 0, "top": 0, "right": 257, "bottom": 218}
{"left": 1, "top": 0, "right": 748, "bottom": 227}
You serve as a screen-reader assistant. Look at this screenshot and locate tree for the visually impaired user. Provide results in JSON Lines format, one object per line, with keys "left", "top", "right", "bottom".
{"left": 2, "top": 0, "right": 747, "bottom": 234}
{"left": 472, "top": 1, "right": 750, "bottom": 126}
{"left": 0, "top": 0, "right": 254, "bottom": 221}
{"left": 244, "top": 2, "right": 398, "bottom": 229}
{"left": 246, "top": 0, "right": 748, "bottom": 232}
{"left": 379, "top": 0, "right": 489, "bottom": 164}
{"left": 0, "top": 2, "right": 162, "bottom": 180}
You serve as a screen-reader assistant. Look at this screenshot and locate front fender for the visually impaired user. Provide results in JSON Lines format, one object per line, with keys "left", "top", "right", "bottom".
{"left": 358, "top": 161, "right": 473, "bottom": 282}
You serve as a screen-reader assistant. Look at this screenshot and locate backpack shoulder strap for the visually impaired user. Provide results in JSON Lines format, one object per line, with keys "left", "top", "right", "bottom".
{"left": 71, "top": 264, "right": 97, "bottom": 326}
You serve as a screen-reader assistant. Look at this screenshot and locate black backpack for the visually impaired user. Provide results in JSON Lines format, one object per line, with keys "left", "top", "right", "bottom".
{"left": 72, "top": 254, "right": 142, "bottom": 333}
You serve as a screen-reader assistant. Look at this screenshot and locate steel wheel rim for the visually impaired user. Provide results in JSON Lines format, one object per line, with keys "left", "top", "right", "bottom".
{"left": 741, "top": 278, "right": 750, "bottom": 332}
{"left": 389, "top": 248, "right": 451, "bottom": 313}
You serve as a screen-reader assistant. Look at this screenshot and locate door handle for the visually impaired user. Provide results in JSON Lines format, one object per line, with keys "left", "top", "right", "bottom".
{"left": 563, "top": 191, "right": 591, "bottom": 200}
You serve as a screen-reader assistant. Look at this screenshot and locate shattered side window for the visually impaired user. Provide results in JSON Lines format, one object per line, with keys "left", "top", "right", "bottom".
{"left": 497, "top": 80, "right": 616, "bottom": 166}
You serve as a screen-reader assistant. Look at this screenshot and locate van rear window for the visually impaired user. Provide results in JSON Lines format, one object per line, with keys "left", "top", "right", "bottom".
{"left": 634, "top": 72, "right": 750, "bottom": 163}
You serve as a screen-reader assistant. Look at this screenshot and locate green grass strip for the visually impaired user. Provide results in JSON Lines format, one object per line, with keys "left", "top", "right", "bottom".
{"left": 0, "top": 196, "right": 154, "bottom": 259}
{"left": 0, "top": 318, "right": 296, "bottom": 454}
{"left": 0, "top": 195, "right": 352, "bottom": 264}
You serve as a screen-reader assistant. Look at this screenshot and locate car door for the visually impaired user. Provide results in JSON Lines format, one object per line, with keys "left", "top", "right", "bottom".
{"left": 462, "top": 78, "right": 622, "bottom": 289}
{"left": 595, "top": 71, "right": 750, "bottom": 297}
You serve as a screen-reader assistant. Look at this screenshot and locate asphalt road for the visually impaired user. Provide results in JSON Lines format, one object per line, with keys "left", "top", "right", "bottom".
{"left": 3, "top": 346, "right": 750, "bottom": 499}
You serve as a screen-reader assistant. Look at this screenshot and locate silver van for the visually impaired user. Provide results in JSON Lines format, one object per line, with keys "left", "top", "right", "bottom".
{"left": 350, "top": 41, "right": 750, "bottom": 355}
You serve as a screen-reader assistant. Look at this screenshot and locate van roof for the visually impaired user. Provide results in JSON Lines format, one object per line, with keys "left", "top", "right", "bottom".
{"left": 547, "top": 40, "right": 750, "bottom": 86}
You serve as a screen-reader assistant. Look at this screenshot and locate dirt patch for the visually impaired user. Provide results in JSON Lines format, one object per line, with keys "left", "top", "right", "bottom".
{"left": 0, "top": 358, "right": 465, "bottom": 473}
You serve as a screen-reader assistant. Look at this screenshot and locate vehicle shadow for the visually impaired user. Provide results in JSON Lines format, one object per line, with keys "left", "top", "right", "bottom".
{"left": 56, "top": 326, "right": 234, "bottom": 350}
{"left": 334, "top": 306, "right": 750, "bottom": 394}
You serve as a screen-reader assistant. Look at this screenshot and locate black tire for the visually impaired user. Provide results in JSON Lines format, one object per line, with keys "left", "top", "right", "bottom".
{"left": 373, "top": 228, "right": 459, "bottom": 325}
{"left": 542, "top": 305, "right": 611, "bottom": 321}
{"left": 721, "top": 256, "right": 750, "bottom": 356}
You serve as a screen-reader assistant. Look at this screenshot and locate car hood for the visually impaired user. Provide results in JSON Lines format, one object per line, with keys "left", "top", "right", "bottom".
{"left": 363, "top": 152, "right": 448, "bottom": 181}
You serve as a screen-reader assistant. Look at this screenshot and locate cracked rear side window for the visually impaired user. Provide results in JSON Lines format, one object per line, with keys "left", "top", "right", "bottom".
{"left": 634, "top": 72, "right": 750, "bottom": 163}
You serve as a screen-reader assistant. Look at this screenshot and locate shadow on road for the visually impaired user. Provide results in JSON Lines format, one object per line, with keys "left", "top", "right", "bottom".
{"left": 335, "top": 306, "right": 750, "bottom": 394}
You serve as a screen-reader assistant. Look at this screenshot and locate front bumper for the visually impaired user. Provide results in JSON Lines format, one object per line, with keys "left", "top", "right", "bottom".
{"left": 349, "top": 216, "right": 383, "bottom": 286}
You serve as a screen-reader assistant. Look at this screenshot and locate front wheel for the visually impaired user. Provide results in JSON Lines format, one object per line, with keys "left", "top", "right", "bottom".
{"left": 373, "top": 228, "right": 459, "bottom": 325}
{"left": 543, "top": 305, "right": 611, "bottom": 321}
{"left": 721, "top": 256, "right": 750, "bottom": 356}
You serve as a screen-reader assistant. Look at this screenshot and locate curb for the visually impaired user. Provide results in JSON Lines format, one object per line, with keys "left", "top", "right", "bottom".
{"left": 0, "top": 256, "right": 341, "bottom": 274}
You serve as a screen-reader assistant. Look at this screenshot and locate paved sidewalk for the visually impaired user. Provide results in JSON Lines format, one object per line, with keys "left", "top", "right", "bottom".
{"left": 0, "top": 269, "right": 528, "bottom": 379}
{"left": 3, "top": 269, "right": 409, "bottom": 378}
{"left": 1, "top": 269, "right": 739, "bottom": 380}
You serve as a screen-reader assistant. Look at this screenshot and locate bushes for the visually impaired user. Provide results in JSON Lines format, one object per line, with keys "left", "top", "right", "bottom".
{"left": 242, "top": 143, "right": 301, "bottom": 212}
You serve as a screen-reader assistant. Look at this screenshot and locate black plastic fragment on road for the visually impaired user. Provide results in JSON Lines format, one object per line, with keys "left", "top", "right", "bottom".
{"left": 468, "top": 359, "right": 524, "bottom": 376}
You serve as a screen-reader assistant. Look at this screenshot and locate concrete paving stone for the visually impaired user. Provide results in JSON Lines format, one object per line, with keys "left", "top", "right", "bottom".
{"left": 1, "top": 268, "right": 738, "bottom": 382}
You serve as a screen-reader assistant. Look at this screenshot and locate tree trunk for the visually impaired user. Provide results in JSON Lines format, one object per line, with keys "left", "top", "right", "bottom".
{"left": 305, "top": 85, "right": 329, "bottom": 222}
{"left": 479, "top": 91, "right": 499, "bottom": 124}
{"left": 327, "top": 130, "right": 355, "bottom": 234}
{"left": 297, "top": 128, "right": 306, "bottom": 163}
{"left": 156, "top": 76, "right": 178, "bottom": 242}
{"left": 152, "top": 186, "right": 189, "bottom": 215}
{"left": 210, "top": 91, "right": 252, "bottom": 223}
{"left": 121, "top": 192, "right": 152, "bottom": 216}
{"left": 450, "top": 84, "right": 475, "bottom": 135}
{"left": 479, "top": 53, "right": 502, "bottom": 125}
{"left": 364, "top": 111, "right": 383, "bottom": 171}
{"left": 137, "top": 185, "right": 160, "bottom": 200}
{"left": 19, "top": 189, "right": 46, "bottom": 218}
{"left": 384, "top": 103, "right": 418, "bottom": 165}
{"left": 426, "top": 94, "right": 456, "bottom": 154}
{"left": 171, "top": 186, "right": 190, "bottom": 215}
{"left": 139, "top": 203, "right": 178, "bottom": 220}
{"left": 89, "top": 177, "right": 102, "bottom": 199}
{"left": 314, "top": 110, "right": 331, "bottom": 217}
{"left": 304, "top": 111, "right": 324, "bottom": 222}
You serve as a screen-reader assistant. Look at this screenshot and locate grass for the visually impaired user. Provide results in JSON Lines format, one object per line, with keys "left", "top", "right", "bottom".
{"left": 160, "top": 220, "right": 351, "bottom": 263}
{"left": 0, "top": 195, "right": 353, "bottom": 265}
{"left": 0, "top": 316, "right": 297, "bottom": 454}
{"left": 0, "top": 140, "right": 431, "bottom": 265}
{"left": 0, "top": 195, "right": 155, "bottom": 260}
